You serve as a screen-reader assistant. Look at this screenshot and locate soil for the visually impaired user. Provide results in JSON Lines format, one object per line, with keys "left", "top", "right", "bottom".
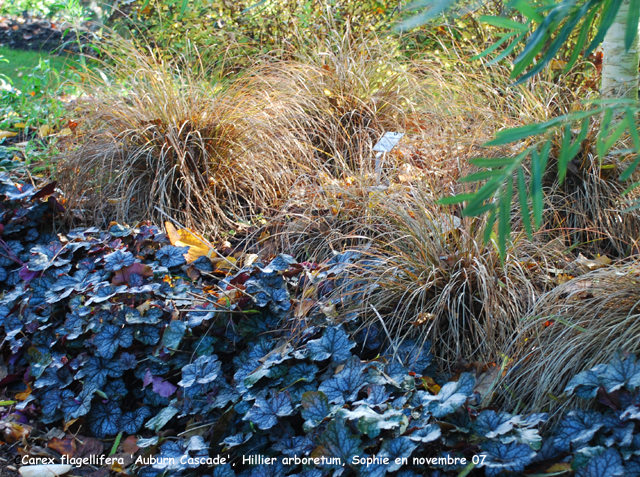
{"left": 0, "top": 16, "right": 88, "bottom": 53}
{"left": 0, "top": 447, "right": 20, "bottom": 477}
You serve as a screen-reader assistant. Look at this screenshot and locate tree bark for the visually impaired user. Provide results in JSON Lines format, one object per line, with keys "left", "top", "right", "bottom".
{"left": 601, "top": 0, "right": 640, "bottom": 100}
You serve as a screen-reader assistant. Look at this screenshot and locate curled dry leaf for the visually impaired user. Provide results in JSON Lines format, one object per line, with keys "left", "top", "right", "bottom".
{"left": 165, "top": 222, "right": 216, "bottom": 263}
{"left": 571, "top": 253, "right": 612, "bottom": 274}
{"left": 15, "top": 384, "right": 32, "bottom": 401}
{"left": 111, "top": 262, "right": 153, "bottom": 285}
{"left": 295, "top": 299, "right": 316, "bottom": 318}
{"left": 473, "top": 364, "right": 501, "bottom": 407}
{"left": 0, "top": 131, "right": 18, "bottom": 139}
{"left": 75, "top": 436, "right": 104, "bottom": 458}
{"left": 1, "top": 421, "right": 31, "bottom": 444}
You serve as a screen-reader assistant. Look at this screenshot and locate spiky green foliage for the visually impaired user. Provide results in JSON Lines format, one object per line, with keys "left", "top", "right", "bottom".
{"left": 438, "top": 102, "right": 640, "bottom": 258}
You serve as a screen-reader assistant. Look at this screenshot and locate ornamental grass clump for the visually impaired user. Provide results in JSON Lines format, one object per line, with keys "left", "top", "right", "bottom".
{"left": 334, "top": 188, "right": 555, "bottom": 371}
{"left": 544, "top": 148, "right": 640, "bottom": 257}
{"left": 258, "top": 29, "right": 420, "bottom": 177}
{"left": 266, "top": 28, "right": 580, "bottom": 262}
{"left": 501, "top": 262, "right": 640, "bottom": 416}
{"left": 57, "top": 38, "right": 293, "bottom": 235}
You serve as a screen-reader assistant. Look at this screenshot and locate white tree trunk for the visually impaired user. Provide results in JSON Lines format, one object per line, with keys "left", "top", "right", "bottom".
{"left": 601, "top": 0, "right": 640, "bottom": 99}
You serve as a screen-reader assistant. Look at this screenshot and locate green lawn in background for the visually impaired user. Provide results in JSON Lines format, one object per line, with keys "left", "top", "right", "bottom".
{"left": 0, "top": 46, "right": 74, "bottom": 84}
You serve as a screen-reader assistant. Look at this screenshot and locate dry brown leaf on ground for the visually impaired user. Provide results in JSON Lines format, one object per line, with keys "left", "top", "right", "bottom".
{"left": 74, "top": 436, "right": 103, "bottom": 458}
{"left": 18, "top": 464, "right": 72, "bottom": 477}
{"left": 571, "top": 253, "right": 612, "bottom": 273}
{"left": 0, "top": 131, "right": 18, "bottom": 139}
{"left": 0, "top": 422, "right": 30, "bottom": 444}
{"left": 473, "top": 364, "right": 501, "bottom": 407}
{"left": 122, "top": 436, "right": 139, "bottom": 455}
{"left": 46, "top": 436, "right": 76, "bottom": 458}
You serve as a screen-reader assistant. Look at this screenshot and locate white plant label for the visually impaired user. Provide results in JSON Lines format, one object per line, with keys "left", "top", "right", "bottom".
{"left": 373, "top": 132, "right": 404, "bottom": 153}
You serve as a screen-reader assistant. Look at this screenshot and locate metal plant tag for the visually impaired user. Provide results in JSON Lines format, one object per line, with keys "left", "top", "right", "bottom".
{"left": 373, "top": 132, "right": 404, "bottom": 153}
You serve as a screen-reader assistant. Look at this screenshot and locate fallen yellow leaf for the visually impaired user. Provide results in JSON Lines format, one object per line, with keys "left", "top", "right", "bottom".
{"left": 0, "top": 131, "right": 18, "bottom": 139}
{"left": 57, "top": 127, "right": 73, "bottom": 137}
{"left": 549, "top": 59, "right": 567, "bottom": 70}
{"left": 39, "top": 125, "right": 53, "bottom": 138}
{"left": 13, "top": 123, "right": 27, "bottom": 129}
{"left": 422, "top": 377, "right": 440, "bottom": 394}
{"left": 257, "top": 230, "right": 270, "bottom": 243}
{"left": 215, "top": 256, "right": 237, "bottom": 271}
{"left": 63, "top": 418, "right": 78, "bottom": 431}
{"left": 165, "top": 222, "right": 217, "bottom": 263}
{"left": 545, "top": 462, "right": 571, "bottom": 473}
{"left": 15, "top": 384, "right": 32, "bottom": 401}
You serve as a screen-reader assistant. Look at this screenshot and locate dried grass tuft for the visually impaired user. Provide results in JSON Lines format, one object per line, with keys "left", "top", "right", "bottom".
{"left": 331, "top": 187, "right": 557, "bottom": 371}
{"left": 254, "top": 29, "right": 420, "bottom": 177}
{"left": 57, "top": 38, "right": 294, "bottom": 235}
{"left": 544, "top": 152, "right": 640, "bottom": 257}
{"left": 500, "top": 262, "right": 640, "bottom": 417}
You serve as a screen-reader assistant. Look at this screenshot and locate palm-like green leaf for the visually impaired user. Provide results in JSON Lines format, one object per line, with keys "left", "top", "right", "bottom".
{"left": 626, "top": 0, "right": 640, "bottom": 49}
{"left": 468, "top": 0, "right": 636, "bottom": 83}
{"left": 438, "top": 103, "right": 640, "bottom": 258}
{"left": 401, "top": 0, "right": 640, "bottom": 258}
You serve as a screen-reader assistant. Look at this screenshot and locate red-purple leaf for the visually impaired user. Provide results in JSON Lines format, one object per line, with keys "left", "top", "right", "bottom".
{"left": 32, "top": 181, "right": 57, "bottom": 200}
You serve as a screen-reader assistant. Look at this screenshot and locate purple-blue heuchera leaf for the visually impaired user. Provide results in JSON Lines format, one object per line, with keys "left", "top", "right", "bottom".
{"left": 599, "top": 354, "right": 640, "bottom": 393}
{"left": 243, "top": 391, "right": 293, "bottom": 430}
{"left": 143, "top": 370, "right": 177, "bottom": 398}
{"left": 94, "top": 324, "right": 134, "bottom": 359}
{"left": 222, "top": 432, "right": 252, "bottom": 448}
{"left": 355, "top": 384, "right": 390, "bottom": 407}
{"left": 378, "top": 437, "right": 418, "bottom": 472}
{"left": 272, "top": 436, "right": 314, "bottom": 457}
{"left": 120, "top": 407, "right": 152, "bottom": 435}
{"left": 301, "top": 391, "right": 332, "bottom": 428}
{"left": 385, "top": 339, "right": 433, "bottom": 374}
{"left": 479, "top": 441, "right": 536, "bottom": 477}
{"left": 565, "top": 369, "right": 603, "bottom": 399}
{"left": 27, "top": 242, "right": 70, "bottom": 271}
{"left": 162, "top": 320, "right": 186, "bottom": 350}
{"left": 134, "top": 325, "right": 161, "bottom": 345}
{"left": 104, "top": 379, "right": 128, "bottom": 401}
{"left": 421, "top": 372, "right": 475, "bottom": 418}
{"left": 75, "top": 357, "right": 124, "bottom": 387}
{"left": 103, "top": 250, "right": 135, "bottom": 272}
{"left": 473, "top": 410, "right": 516, "bottom": 438}
{"left": 178, "top": 355, "right": 221, "bottom": 388}
{"left": 212, "top": 464, "right": 235, "bottom": 477}
{"left": 575, "top": 448, "right": 625, "bottom": 477}
{"left": 87, "top": 401, "right": 121, "bottom": 439}
{"left": 316, "top": 419, "right": 362, "bottom": 467}
{"left": 553, "top": 410, "right": 604, "bottom": 452}
{"left": 284, "top": 363, "right": 318, "bottom": 386}
{"left": 307, "top": 325, "right": 355, "bottom": 363}
{"left": 119, "top": 352, "right": 137, "bottom": 370}
{"left": 407, "top": 422, "right": 441, "bottom": 443}
{"left": 318, "top": 356, "right": 367, "bottom": 405}
{"left": 156, "top": 245, "right": 189, "bottom": 268}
